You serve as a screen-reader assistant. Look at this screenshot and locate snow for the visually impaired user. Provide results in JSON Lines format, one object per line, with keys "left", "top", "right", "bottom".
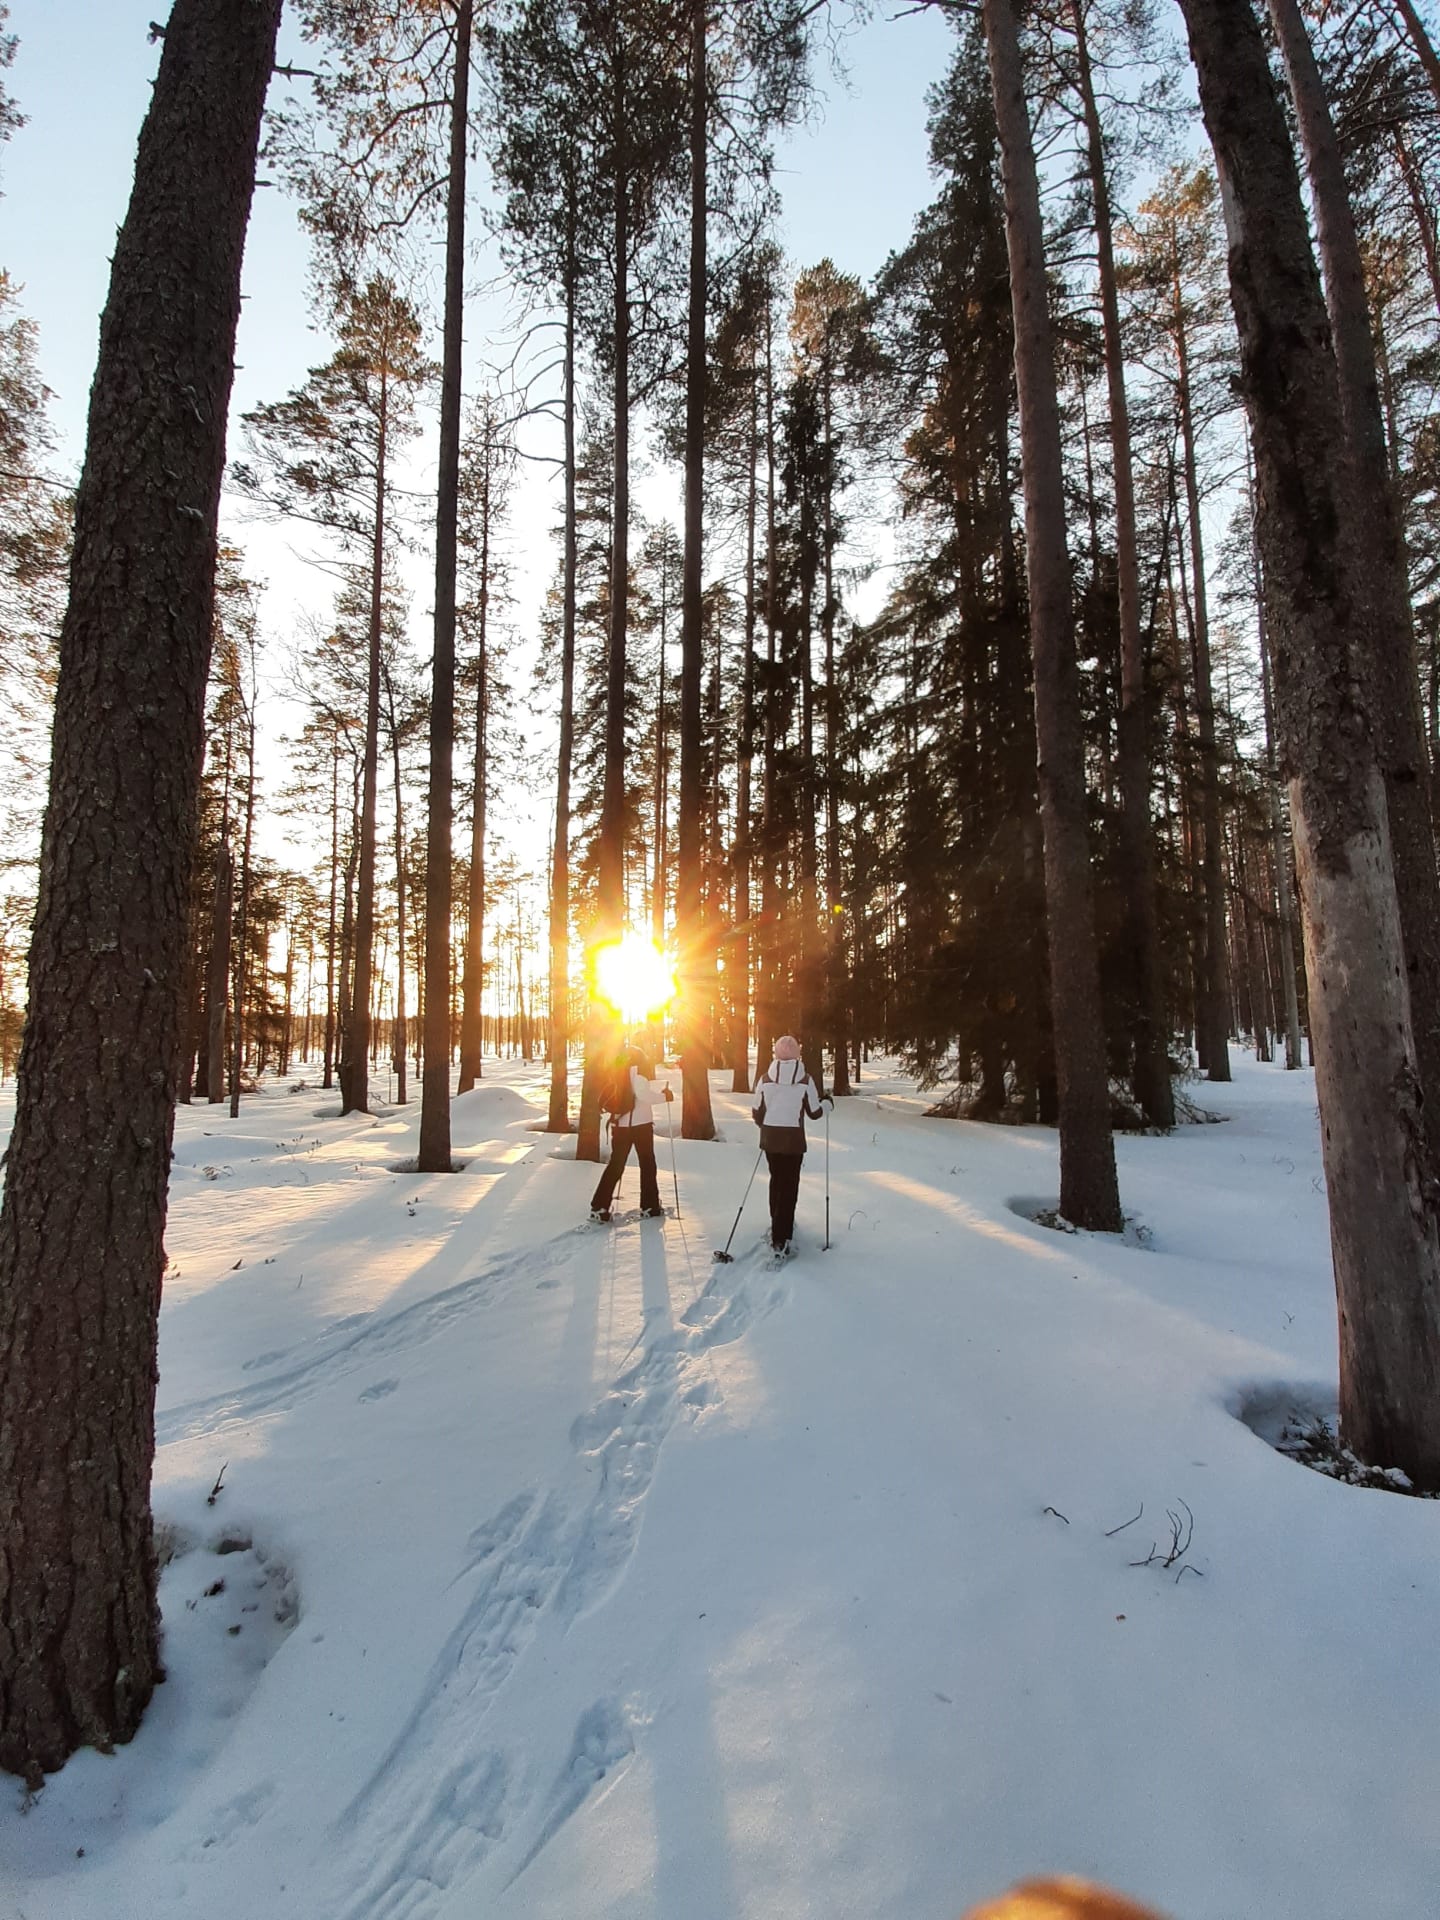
{"left": 3, "top": 1056, "right": 1438, "bottom": 1920}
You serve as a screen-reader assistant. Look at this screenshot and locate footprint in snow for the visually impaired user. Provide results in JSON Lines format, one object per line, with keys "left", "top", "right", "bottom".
{"left": 359, "top": 1378, "right": 400, "bottom": 1402}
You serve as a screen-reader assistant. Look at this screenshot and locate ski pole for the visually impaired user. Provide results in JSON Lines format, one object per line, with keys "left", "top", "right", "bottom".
{"left": 713, "top": 1145, "right": 764, "bottom": 1263}
{"left": 667, "top": 1088, "right": 681, "bottom": 1220}
{"left": 824, "top": 1102, "right": 831, "bottom": 1251}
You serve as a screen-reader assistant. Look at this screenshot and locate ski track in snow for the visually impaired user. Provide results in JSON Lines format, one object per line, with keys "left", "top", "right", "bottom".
{"left": 329, "top": 1243, "right": 787, "bottom": 1920}
{"left": 155, "top": 1230, "right": 588, "bottom": 1446}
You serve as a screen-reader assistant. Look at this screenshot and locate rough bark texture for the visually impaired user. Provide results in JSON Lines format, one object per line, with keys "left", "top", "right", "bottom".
{"left": 678, "top": 1, "right": 716, "bottom": 1140}
{"left": 1253, "top": 502, "right": 1304, "bottom": 1071}
{"left": 1070, "top": 0, "right": 1172, "bottom": 1127}
{"left": 0, "top": 0, "right": 281, "bottom": 1783}
{"left": 418, "top": 0, "right": 473, "bottom": 1169}
{"left": 1178, "top": 0, "right": 1440, "bottom": 1485}
{"left": 983, "top": 0, "right": 1121, "bottom": 1231}
{"left": 1268, "top": 0, "right": 1440, "bottom": 1122}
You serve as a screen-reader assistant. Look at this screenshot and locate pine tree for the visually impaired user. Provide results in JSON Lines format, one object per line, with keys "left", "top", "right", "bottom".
{"left": 0, "top": 0, "right": 282, "bottom": 1784}
{"left": 235, "top": 277, "right": 432, "bottom": 1116}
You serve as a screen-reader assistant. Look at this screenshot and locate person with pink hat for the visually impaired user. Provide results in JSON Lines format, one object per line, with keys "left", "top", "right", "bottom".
{"left": 750, "top": 1035, "right": 831, "bottom": 1256}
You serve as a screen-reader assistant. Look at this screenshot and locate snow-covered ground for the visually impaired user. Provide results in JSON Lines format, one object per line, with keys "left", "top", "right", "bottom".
{"left": 3, "top": 1054, "right": 1437, "bottom": 1920}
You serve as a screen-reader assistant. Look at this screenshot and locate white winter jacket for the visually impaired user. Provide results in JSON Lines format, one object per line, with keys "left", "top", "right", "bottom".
{"left": 616, "top": 1067, "right": 671, "bottom": 1128}
{"left": 751, "top": 1058, "right": 825, "bottom": 1153}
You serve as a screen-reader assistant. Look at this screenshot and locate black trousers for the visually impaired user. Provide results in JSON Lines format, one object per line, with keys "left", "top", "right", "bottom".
{"left": 591, "top": 1122, "right": 660, "bottom": 1213}
{"left": 765, "top": 1149, "right": 804, "bottom": 1245}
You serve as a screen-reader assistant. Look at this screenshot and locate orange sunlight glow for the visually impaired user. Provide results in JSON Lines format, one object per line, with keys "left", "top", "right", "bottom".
{"left": 592, "top": 934, "right": 678, "bottom": 1022}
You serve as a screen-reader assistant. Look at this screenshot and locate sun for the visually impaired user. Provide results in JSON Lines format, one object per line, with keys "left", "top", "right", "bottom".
{"left": 592, "top": 934, "right": 678, "bottom": 1023}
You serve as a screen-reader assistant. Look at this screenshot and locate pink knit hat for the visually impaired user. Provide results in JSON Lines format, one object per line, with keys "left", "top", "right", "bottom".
{"left": 773, "top": 1034, "right": 802, "bottom": 1061}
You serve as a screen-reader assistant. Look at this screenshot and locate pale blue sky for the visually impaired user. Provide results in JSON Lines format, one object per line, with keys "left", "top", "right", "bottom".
{"left": 3, "top": 0, "right": 958, "bottom": 479}
{"left": 1, "top": 0, "right": 963, "bottom": 871}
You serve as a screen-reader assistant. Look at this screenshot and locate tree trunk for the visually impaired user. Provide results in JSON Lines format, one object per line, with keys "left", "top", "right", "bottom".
{"left": 228, "top": 699, "right": 256, "bottom": 1119}
{"left": 1173, "top": 275, "right": 1231, "bottom": 1082}
{"left": 756, "top": 264, "right": 780, "bottom": 1084}
{"left": 1178, "top": 0, "right": 1440, "bottom": 1486}
{"left": 458, "top": 445, "right": 492, "bottom": 1096}
{"left": 341, "top": 376, "right": 387, "bottom": 1117}
{"left": 417, "top": 0, "right": 472, "bottom": 1167}
{"left": 1393, "top": 129, "right": 1440, "bottom": 322}
{"left": 0, "top": 0, "right": 280, "bottom": 1784}
{"left": 732, "top": 328, "right": 759, "bottom": 1095}
{"left": 983, "top": 0, "right": 1121, "bottom": 1231}
{"left": 581, "top": 32, "right": 631, "bottom": 1165}
{"left": 821, "top": 352, "right": 851, "bottom": 1099}
{"left": 651, "top": 558, "right": 669, "bottom": 945}
{"left": 678, "top": 0, "right": 716, "bottom": 1140}
{"left": 546, "top": 217, "right": 579, "bottom": 1135}
{"left": 1254, "top": 487, "right": 1304, "bottom": 1072}
{"left": 323, "top": 740, "right": 339, "bottom": 1089}
{"left": 1391, "top": 0, "right": 1440, "bottom": 112}
{"left": 1269, "top": 0, "right": 1440, "bottom": 1118}
{"left": 205, "top": 832, "right": 232, "bottom": 1103}
{"left": 391, "top": 709, "right": 408, "bottom": 1105}
{"left": 1070, "top": 0, "right": 1171, "bottom": 1126}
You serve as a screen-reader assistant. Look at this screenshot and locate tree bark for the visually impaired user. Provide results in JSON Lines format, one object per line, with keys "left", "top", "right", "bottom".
{"left": 1172, "top": 270, "right": 1231, "bottom": 1081}
{"left": 1391, "top": 0, "right": 1440, "bottom": 112}
{"left": 205, "top": 832, "right": 232, "bottom": 1103}
{"left": 0, "top": 0, "right": 281, "bottom": 1784}
{"left": 1269, "top": 0, "right": 1440, "bottom": 1119}
{"left": 821, "top": 344, "right": 851, "bottom": 1099}
{"left": 458, "top": 429, "right": 493, "bottom": 1098}
{"left": 323, "top": 738, "right": 339, "bottom": 1089}
{"left": 983, "top": 0, "right": 1121, "bottom": 1231}
{"left": 418, "top": 0, "right": 472, "bottom": 1167}
{"left": 678, "top": 0, "right": 716, "bottom": 1139}
{"left": 546, "top": 216, "right": 579, "bottom": 1134}
{"left": 732, "top": 326, "right": 759, "bottom": 1095}
{"left": 1070, "top": 0, "right": 1172, "bottom": 1126}
{"left": 228, "top": 691, "right": 256, "bottom": 1119}
{"left": 1252, "top": 465, "right": 1304, "bottom": 1072}
{"left": 581, "top": 26, "right": 631, "bottom": 1165}
{"left": 340, "top": 374, "right": 387, "bottom": 1117}
{"left": 1178, "top": 0, "right": 1440, "bottom": 1486}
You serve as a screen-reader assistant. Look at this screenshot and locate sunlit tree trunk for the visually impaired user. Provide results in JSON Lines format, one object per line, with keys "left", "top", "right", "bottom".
{"left": 1178, "top": 0, "right": 1440, "bottom": 1486}
{"left": 1269, "top": 0, "right": 1440, "bottom": 1117}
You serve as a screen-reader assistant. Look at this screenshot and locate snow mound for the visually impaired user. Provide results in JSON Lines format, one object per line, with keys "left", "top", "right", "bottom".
{"left": 1230, "top": 1378, "right": 1435, "bottom": 1496}
{"left": 7, "top": 1524, "right": 298, "bottom": 1875}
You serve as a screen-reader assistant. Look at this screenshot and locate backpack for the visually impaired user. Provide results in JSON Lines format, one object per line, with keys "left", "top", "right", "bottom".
{"left": 599, "top": 1053, "right": 634, "bottom": 1121}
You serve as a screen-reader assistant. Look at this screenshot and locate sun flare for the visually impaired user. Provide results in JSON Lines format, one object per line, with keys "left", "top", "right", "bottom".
{"left": 592, "top": 934, "right": 678, "bottom": 1022}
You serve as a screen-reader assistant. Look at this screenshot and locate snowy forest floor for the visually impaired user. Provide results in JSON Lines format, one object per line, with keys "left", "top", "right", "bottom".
{"left": 3, "top": 1055, "right": 1438, "bottom": 1920}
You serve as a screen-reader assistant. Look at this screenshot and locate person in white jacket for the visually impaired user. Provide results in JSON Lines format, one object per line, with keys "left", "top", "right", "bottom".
{"left": 751, "top": 1034, "right": 830, "bottom": 1253}
{"left": 589, "top": 1035, "right": 674, "bottom": 1221}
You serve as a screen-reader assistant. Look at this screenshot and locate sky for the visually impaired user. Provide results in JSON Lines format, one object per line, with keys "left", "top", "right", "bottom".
{"left": 1, "top": 0, "right": 963, "bottom": 877}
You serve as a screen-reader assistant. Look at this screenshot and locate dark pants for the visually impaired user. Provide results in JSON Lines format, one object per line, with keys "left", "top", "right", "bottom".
{"left": 591, "top": 1122, "right": 660, "bottom": 1214}
{"left": 765, "top": 1149, "right": 804, "bottom": 1246}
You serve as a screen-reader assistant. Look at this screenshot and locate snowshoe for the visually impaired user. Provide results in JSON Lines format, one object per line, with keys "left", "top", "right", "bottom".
{"left": 639, "top": 1205, "right": 666, "bottom": 1219}
{"left": 588, "top": 1208, "right": 612, "bottom": 1225}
